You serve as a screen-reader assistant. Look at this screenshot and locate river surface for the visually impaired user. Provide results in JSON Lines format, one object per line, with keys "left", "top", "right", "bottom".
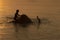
{"left": 0, "top": 16, "right": 60, "bottom": 40}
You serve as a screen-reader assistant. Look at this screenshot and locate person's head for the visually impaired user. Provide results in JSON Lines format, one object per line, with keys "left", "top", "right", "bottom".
{"left": 37, "top": 16, "right": 38, "bottom": 18}
{"left": 16, "top": 9, "right": 19, "bottom": 12}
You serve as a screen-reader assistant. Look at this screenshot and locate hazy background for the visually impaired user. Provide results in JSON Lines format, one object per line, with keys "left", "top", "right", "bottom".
{"left": 0, "top": 0, "right": 60, "bottom": 18}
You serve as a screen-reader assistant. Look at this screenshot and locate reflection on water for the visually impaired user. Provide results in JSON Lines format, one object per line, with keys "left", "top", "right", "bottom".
{"left": 0, "top": 17, "right": 60, "bottom": 40}
{"left": 0, "top": 22, "right": 40, "bottom": 40}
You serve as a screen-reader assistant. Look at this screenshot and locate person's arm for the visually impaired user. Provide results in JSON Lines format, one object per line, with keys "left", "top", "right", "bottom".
{"left": 18, "top": 14, "right": 20, "bottom": 16}
{"left": 17, "top": 14, "right": 20, "bottom": 17}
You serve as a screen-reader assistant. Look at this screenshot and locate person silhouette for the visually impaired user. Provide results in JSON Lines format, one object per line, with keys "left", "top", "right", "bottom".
{"left": 37, "top": 16, "right": 40, "bottom": 23}
{"left": 14, "top": 9, "right": 20, "bottom": 21}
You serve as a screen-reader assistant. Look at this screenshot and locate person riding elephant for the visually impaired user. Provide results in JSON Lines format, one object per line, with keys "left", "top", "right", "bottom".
{"left": 14, "top": 9, "right": 20, "bottom": 21}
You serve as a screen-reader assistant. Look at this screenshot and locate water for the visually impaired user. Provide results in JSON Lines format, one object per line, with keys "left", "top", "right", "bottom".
{"left": 0, "top": 16, "right": 60, "bottom": 40}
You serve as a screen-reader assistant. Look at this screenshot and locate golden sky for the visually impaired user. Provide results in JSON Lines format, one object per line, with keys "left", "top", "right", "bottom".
{"left": 0, "top": 0, "right": 60, "bottom": 17}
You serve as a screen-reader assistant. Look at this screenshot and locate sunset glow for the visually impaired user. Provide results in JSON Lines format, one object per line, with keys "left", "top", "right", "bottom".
{"left": 0, "top": 0, "right": 60, "bottom": 17}
{"left": 0, "top": 0, "right": 3, "bottom": 11}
